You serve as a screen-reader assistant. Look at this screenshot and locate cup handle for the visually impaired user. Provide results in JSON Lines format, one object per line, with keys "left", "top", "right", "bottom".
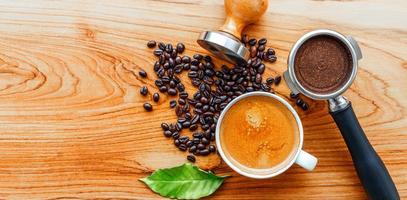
{"left": 295, "top": 150, "right": 318, "bottom": 171}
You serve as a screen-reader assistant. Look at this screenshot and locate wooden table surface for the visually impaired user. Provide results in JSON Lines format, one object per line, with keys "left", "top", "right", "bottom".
{"left": 0, "top": 0, "right": 406, "bottom": 199}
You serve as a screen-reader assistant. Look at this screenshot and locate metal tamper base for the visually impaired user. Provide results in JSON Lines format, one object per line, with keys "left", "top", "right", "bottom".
{"left": 197, "top": 31, "right": 250, "bottom": 65}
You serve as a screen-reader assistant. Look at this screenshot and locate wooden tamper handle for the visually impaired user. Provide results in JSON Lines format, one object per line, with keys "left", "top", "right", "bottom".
{"left": 220, "top": 0, "right": 269, "bottom": 39}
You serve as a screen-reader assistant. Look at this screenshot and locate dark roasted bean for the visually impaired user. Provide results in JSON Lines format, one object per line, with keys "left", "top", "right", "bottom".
{"left": 189, "top": 145, "right": 197, "bottom": 153}
{"left": 301, "top": 102, "right": 309, "bottom": 111}
{"left": 201, "top": 137, "right": 209, "bottom": 145}
{"left": 174, "top": 139, "right": 180, "bottom": 147}
{"left": 179, "top": 144, "right": 187, "bottom": 151}
{"left": 143, "top": 103, "right": 152, "bottom": 111}
{"left": 186, "top": 140, "right": 193, "bottom": 147}
{"left": 140, "top": 86, "right": 148, "bottom": 96}
{"left": 257, "top": 64, "right": 265, "bottom": 74}
{"left": 266, "top": 54, "right": 277, "bottom": 63}
{"left": 296, "top": 98, "right": 304, "bottom": 106}
{"left": 193, "top": 54, "right": 203, "bottom": 60}
{"left": 158, "top": 42, "right": 166, "bottom": 50}
{"left": 290, "top": 92, "right": 299, "bottom": 99}
{"left": 209, "top": 145, "right": 216, "bottom": 153}
{"left": 266, "top": 77, "right": 274, "bottom": 85}
{"left": 147, "top": 40, "right": 156, "bottom": 48}
{"left": 200, "top": 149, "right": 210, "bottom": 156}
{"left": 161, "top": 123, "right": 169, "bottom": 131}
{"left": 170, "top": 100, "right": 177, "bottom": 108}
{"left": 189, "top": 124, "right": 198, "bottom": 131}
{"left": 274, "top": 75, "right": 281, "bottom": 85}
{"left": 172, "top": 131, "right": 180, "bottom": 139}
{"left": 248, "top": 38, "right": 257, "bottom": 46}
{"left": 178, "top": 98, "right": 186, "bottom": 105}
{"left": 182, "top": 121, "right": 191, "bottom": 128}
{"left": 242, "top": 34, "right": 248, "bottom": 44}
{"left": 177, "top": 83, "right": 185, "bottom": 92}
{"left": 179, "top": 91, "right": 188, "bottom": 99}
{"left": 187, "top": 154, "right": 196, "bottom": 162}
{"left": 176, "top": 43, "right": 185, "bottom": 53}
{"left": 258, "top": 38, "right": 267, "bottom": 45}
{"left": 139, "top": 69, "right": 147, "bottom": 78}
{"left": 182, "top": 56, "right": 191, "bottom": 63}
{"left": 193, "top": 137, "right": 200, "bottom": 144}
{"left": 258, "top": 44, "right": 265, "bottom": 52}
{"left": 159, "top": 86, "right": 168, "bottom": 93}
{"left": 267, "top": 48, "right": 275, "bottom": 55}
{"left": 154, "top": 49, "right": 163, "bottom": 56}
{"left": 193, "top": 132, "right": 203, "bottom": 138}
{"left": 197, "top": 144, "right": 205, "bottom": 150}
{"left": 153, "top": 93, "right": 160, "bottom": 102}
{"left": 179, "top": 136, "right": 189, "bottom": 144}
{"left": 164, "top": 130, "right": 172, "bottom": 137}
{"left": 168, "top": 88, "right": 177, "bottom": 96}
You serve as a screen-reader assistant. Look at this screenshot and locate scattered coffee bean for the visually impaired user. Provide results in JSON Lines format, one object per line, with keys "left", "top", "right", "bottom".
{"left": 187, "top": 154, "right": 196, "bottom": 162}
{"left": 140, "top": 86, "right": 148, "bottom": 96}
{"left": 179, "top": 144, "right": 187, "bottom": 151}
{"left": 153, "top": 93, "right": 160, "bottom": 102}
{"left": 274, "top": 75, "right": 281, "bottom": 85}
{"left": 147, "top": 40, "right": 156, "bottom": 48}
{"left": 163, "top": 130, "right": 172, "bottom": 137}
{"left": 209, "top": 145, "right": 216, "bottom": 152}
{"left": 200, "top": 149, "right": 210, "bottom": 156}
{"left": 143, "top": 103, "right": 152, "bottom": 111}
{"left": 176, "top": 43, "right": 185, "bottom": 53}
{"left": 290, "top": 92, "right": 299, "bottom": 99}
{"left": 248, "top": 38, "right": 257, "bottom": 46}
{"left": 168, "top": 88, "right": 177, "bottom": 96}
{"left": 161, "top": 123, "right": 169, "bottom": 130}
{"left": 301, "top": 101, "right": 309, "bottom": 111}
{"left": 296, "top": 98, "right": 304, "bottom": 106}
{"left": 258, "top": 38, "right": 267, "bottom": 45}
{"left": 139, "top": 69, "right": 147, "bottom": 78}
{"left": 170, "top": 100, "right": 177, "bottom": 108}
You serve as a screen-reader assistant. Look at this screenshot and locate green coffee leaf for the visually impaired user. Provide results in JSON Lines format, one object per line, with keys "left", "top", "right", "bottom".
{"left": 140, "top": 163, "right": 228, "bottom": 199}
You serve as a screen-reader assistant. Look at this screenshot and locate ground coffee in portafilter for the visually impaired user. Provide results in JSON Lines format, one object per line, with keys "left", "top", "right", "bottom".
{"left": 294, "top": 36, "right": 353, "bottom": 94}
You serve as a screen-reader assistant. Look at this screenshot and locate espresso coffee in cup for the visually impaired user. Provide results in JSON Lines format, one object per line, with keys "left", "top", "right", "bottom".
{"left": 216, "top": 92, "right": 317, "bottom": 179}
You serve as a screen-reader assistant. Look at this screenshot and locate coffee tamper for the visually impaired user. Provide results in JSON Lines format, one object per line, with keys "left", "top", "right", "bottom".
{"left": 284, "top": 29, "right": 399, "bottom": 200}
{"left": 197, "top": 0, "right": 269, "bottom": 64}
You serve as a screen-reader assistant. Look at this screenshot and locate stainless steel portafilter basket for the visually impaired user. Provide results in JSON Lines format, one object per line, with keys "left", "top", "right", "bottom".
{"left": 284, "top": 29, "right": 399, "bottom": 200}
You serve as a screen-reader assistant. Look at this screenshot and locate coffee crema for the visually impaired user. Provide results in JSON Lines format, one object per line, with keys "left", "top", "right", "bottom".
{"left": 220, "top": 96, "right": 298, "bottom": 169}
{"left": 294, "top": 36, "right": 353, "bottom": 94}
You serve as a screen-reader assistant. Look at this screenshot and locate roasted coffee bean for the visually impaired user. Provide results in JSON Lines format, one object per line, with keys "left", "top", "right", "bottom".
{"left": 178, "top": 117, "right": 187, "bottom": 124}
{"left": 290, "top": 92, "right": 299, "bottom": 99}
{"left": 147, "top": 40, "right": 156, "bottom": 48}
{"left": 187, "top": 154, "right": 196, "bottom": 162}
{"left": 296, "top": 98, "right": 304, "bottom": 106}
{"left": 165, "top": 43, "right": 173, "bottom": 53}
{"left": 255, "top": 74, "right": 262, "bottom": 84}
{"left": 193, "top": 132, "right": 203, "bottom": 138}
{"left": 179, "top": 91, "right": 188, "bottom": 99}
{"left": 177, "top": 83, "right": 185, "bottom": 92}
{"left": 267, "top": 48, "right": 275, "bottom": 55}
{"left": 179, "top": 144, "right": 187, "bottom": 151}
{"left": 143, "top": 103, "right": 152, "bottom": 111}
{"left": 179, "top": 136, "right": 189, "bottom": 144}
{"left": 301, "top": 102, "right": 309, "bottom": 111}
{"left": 186, "top": 140, "right": 193, "bottom": 147}
{"left": 168, "top": 88, "right": 177, "bottom": 96}
{"left": 158, "top": 42, "right": 166, "bottom": 50}
{"left": 266, "top": 77, "right": 274, "bottom": 85}
{"left": 169, "top": 100, "right": 177, "bottom": 108}
{"left": 161, "top": 123, "right": 169, "bottom": 131}
{"left": 274, "top": 75, "right": 282, "bottom": 85}
{"left": 153, "top": 93, "right": 160, "bottom": 102}
{"left": 257, "top": 64, "right": 265, "bottom": 74}
{"left": 176, "top": 122, "right": 182, "bottom": 131}
{"left": 197, "top": 143, "right": 205, "bottom": 150}
{"left": 183, "top": 63, "right": 190, "bottom": 70}
{"left": 189, "top": 124, "right": 198, "bottom": 131}
{"left": 200, "top": 149, "right": 210, "bottom": 156}
{"left": 153, "top": 49, "right": 163, "bottom": 56}
{"left": 172, "top": 131, "right": 180, "bottom": 139}
{"left": 159, "top": 86, "right": 168, "bottom": 93}
{"left": 201, "top": 137, "right": 209, "bottom": 145}
{"left": 174, "top": 64, "right": 183, "bottom": 74}
{"left": 261, "top": 83, "right": 271, "bottom": 92}
{"left": 258, "top": 38, "right": 267, "bottom": 45}
{"left": 193, "top": 137, "right": 200, "bottom": 144}
{"left": 182, "top": 56, "right": 191, "bottom": 63}
{"left": 193, "top": 54, "right": 203, "bottom": 60}
{"left": 178, "top": 98, "right": 186, "bottom": 105}
{"left": 189, "top": 145, "right": 197, "bottom": 153}
{"left": 163, "top": 130, "right": 172, "bottom": 137}
{"left": 248, "top": 38, "right": 257, "bottom": 46}
{"left": 258, "top": 44, "right": 265, "bottom": 52}
{"left": 250, "top": 46, "right": 257, "bottom": 58}
{"left": 266, "top": 54, "right": 277, "bottom": 63}
{"left": 140, "top": 86, "right": 148, "bottom": 95}
{"left": 182, "top": 121, "right": 191, "bottom": 128}
{"left": 209, "top": 145, "right": 216, "bottom": 153}
{"left": 139, "top": 69, "right": 147, "bottom": 78}
{"left": 174, "top": 139, "right": 180, "bottom": 147}
{"left": 176, "top": 43, "right": 185, "bottom": 53}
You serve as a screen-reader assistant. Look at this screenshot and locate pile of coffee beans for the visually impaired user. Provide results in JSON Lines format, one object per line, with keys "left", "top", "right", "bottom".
{"left": 143, "top": 36, "right": 285, "bottom": 162}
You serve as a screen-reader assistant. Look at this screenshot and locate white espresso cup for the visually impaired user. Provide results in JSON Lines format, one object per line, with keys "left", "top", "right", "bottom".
{"left": 215, "top": 92, "right": 318, "bottom": 179}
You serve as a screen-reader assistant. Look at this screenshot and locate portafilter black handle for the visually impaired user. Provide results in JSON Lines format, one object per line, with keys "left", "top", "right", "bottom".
{"left": 330, "top": 101, "right": 399, "bottom": 200}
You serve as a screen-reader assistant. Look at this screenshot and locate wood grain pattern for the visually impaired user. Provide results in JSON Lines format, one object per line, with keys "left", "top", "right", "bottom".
{"left": 0, "top": 0, "right": 406, "bottom": 199}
